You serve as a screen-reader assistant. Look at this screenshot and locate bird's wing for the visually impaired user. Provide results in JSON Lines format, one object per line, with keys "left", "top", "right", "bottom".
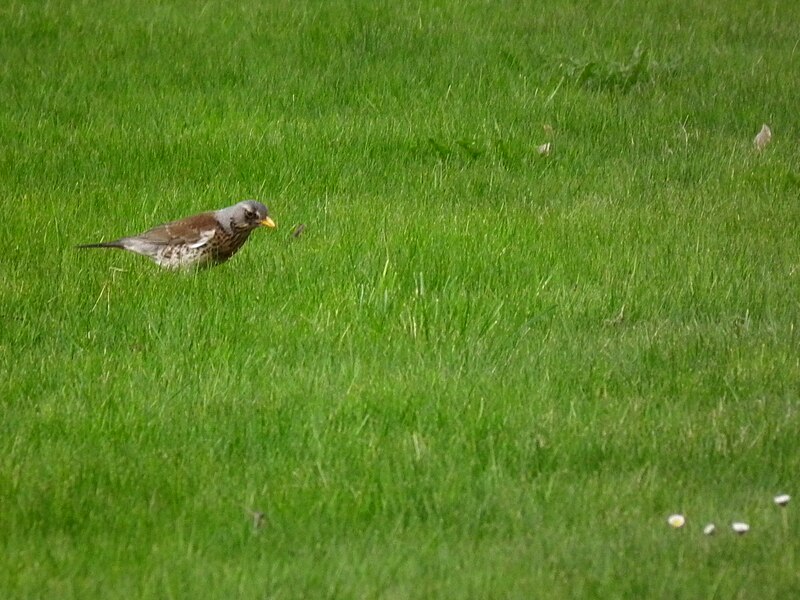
{"left": 187, "top": 229, "right": 216, "bottom": 249}
{"left": 137, "top": 212, "right": 218, "bottom": 247}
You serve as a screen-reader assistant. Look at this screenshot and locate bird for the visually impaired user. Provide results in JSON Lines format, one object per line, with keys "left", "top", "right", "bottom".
{"left": 77, "top": 200, "right": 276, "bottom": 269}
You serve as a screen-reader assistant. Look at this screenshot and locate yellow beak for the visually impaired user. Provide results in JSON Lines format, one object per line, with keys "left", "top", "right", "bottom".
{"left": 260, "top": 216, "right": 277, "bottom": 228}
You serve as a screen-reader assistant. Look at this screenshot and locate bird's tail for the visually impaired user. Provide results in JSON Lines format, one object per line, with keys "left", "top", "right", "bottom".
{"left": 75, "top": 241, "right": 125, "bottom": 250}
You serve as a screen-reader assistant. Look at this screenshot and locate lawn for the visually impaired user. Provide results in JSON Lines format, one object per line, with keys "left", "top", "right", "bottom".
{"left": 1, "top": 0, "right": 799, "bottom": 597}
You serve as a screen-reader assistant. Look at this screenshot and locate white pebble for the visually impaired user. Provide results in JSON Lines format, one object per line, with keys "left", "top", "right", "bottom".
{"left": 774, "top": 494, "right": 791, "bottom": 507}
{"left": 731, "top": 522, "right": 750, "bottom": 534}
{"left": 703, "top": 523, "right": 716, "bottom": 535}
{"left": 667, "top": 514, "right": 685, "bottom": 528}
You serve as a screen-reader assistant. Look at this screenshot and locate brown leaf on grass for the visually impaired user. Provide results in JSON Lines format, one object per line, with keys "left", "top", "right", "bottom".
{"left": 754, "top": 124, "right": 772, "bottom": 151}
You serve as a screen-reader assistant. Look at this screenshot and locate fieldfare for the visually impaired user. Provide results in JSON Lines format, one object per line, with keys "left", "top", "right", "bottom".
{"left": 77, "top": 200, "right": 276, "bottom": 269}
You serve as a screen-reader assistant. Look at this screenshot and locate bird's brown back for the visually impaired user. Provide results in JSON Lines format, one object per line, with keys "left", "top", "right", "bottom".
{"left": 139, "top": 212, "right": 219, "bottom": 246}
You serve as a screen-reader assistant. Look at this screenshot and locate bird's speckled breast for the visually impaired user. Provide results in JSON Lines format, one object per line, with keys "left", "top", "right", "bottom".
{"left": 151, "top": 227, "right": 253, "bottom": 269}
{"left": 152, "top": 244, "right": 211, "bottom": 269}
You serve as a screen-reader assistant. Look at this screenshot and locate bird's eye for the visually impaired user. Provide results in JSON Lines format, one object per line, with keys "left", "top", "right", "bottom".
{"left": 245, "top": 210, "right": 256, "bottom": 220}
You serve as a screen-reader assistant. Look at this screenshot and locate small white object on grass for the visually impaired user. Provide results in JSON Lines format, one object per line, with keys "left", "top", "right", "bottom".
{"left": 774, "top": 494, "right": 791, "bottom": 507}
{"left": 247, "top": 509, "right": 266, "bottom": 530}
{"left": 754, "top": 124, "right": 772, "bottom": 151}
{"left": 537, "top": 142, "right": 551, "bottom": 157}
{"left": 667, "top": 514, "right": 685, "bottom": 528}
{"left": 703, "top": 523, "right": 716, "bottom": 536}
{"left": 731, "top": 522, "right": 750, "bottom": 535}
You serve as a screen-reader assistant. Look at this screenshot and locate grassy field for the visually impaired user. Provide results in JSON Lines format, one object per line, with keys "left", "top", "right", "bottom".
{"left": 2, "top": 0, "right": 800, "bottom": 597}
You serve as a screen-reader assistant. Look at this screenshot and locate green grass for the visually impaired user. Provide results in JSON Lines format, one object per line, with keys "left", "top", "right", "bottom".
{"left": 2, "top": 0, "right": 800, "bottom": 597}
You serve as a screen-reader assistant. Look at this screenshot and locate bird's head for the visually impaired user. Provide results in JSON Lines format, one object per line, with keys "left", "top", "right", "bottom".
{"left": 226, "top": 200, "right": 277, "bottom": 231}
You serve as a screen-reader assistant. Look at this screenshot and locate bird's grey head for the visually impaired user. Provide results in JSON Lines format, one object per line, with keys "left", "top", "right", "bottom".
{"left": 217, "top": 200, "right": 276, "bottom": 233}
